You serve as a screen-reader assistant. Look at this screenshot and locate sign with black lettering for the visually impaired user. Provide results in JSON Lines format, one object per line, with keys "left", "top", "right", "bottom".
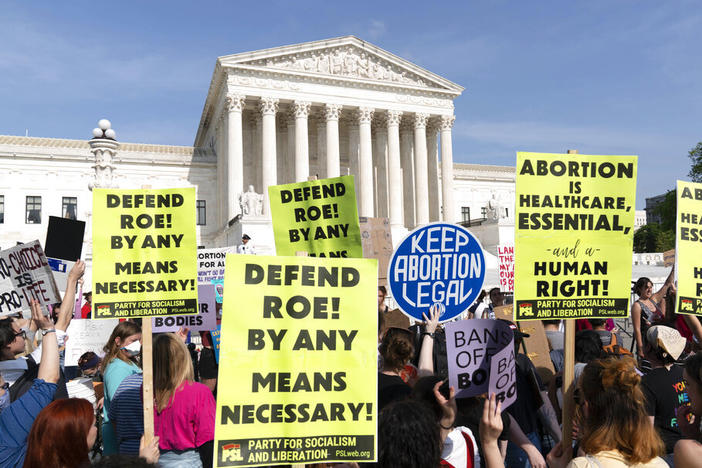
{"left": 0, "top": 240, "right": 60, "bottom": 317}
{"left": 91, "top": 188, "right": 198, "bottom": 319}
{"left": 515, "top": 152, "right": 637, "bottom": 320}
{"left": 268, "top": 176, "right": 362, "bottom": 258}
{"left": 676, "top": 181, "right": 702, "bottom": 315}
{"left": 214, "top": 255, "right": 377, "bottom": 466}
{"left": 445, "top": 319, "right": 516, "bottom": 407}
{"left": 152, "top": 284, "right": 216, "bottom": 332}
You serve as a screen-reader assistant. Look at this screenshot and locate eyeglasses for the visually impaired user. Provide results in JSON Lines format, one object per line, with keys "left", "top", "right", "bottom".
{"left": 13, "top": 330, "right": 26, "bottom": 340}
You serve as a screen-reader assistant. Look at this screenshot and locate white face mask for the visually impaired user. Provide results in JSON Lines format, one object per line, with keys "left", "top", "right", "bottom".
{"left": 121, "top": 340, "right": 141, "bottom": 357}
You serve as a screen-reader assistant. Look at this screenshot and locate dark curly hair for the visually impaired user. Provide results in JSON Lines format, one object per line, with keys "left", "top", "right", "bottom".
{"left": 575, "top": 330, "right": 603, "bottom": 364}
{"left": 378, "top": 399, "right": 441, "bottom": 468}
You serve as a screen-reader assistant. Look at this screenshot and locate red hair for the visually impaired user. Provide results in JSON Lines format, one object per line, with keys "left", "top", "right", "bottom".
{"left": 24, "top": 398, "right": 93, "bottom": 468}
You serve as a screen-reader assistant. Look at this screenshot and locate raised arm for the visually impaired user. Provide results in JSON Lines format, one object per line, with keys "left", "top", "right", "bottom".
{"left": 417, "top": 305, "right": 440, "bottom": 377}
{"left": 31, "top": 300, "right": 59, "bottom": 384}
{"left": 480, "top": 394, "right": 505, "bottom": 468}
{"left": 652, "top": 266, "right": 675, "bottom": 303}
{"left": 55, "top": 260, "right": 85, "bottom": 332}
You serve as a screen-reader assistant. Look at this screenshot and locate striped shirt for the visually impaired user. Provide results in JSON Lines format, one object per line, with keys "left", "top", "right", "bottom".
{"left": 108, "top": 373, "right": 144, "bottom": 455}
{"left": 0, "top": 379, "right": 57, "bottom": 467}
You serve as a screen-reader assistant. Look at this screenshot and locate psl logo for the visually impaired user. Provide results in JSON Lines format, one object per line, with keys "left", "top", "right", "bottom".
{"left": 96, "top": 305, "right": 111, "bottom": 317}
{"left": 681, "top": 299, "right": 693, "bottom": 312}
{"left": 519, "top": 303, "right": 534, "bottom": 317}
{"left": 221, "top": 443, "right": 244, "bottom": 463}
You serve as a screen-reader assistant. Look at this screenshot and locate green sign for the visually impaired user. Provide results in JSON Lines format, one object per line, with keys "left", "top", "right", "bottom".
{"left": 268, "top": 175, "right": 363, "bottom": 258}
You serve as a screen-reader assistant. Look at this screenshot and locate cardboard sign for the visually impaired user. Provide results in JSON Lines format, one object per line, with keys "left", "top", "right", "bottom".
{"left": 268, "top": 175, "right": 363, "bottom": 258}
{"left": 445, "top": 319, "right": 516, "bottom": 408}
{"left": 359, "top": 217, "right": 393, "bottom": 284}
{"left": 492, "top": 305, "right": 513, "bottom": 321}
{"left": 0, "top": 240, "right": 61, "bottom": 317}
{"left": 498, "top": 245, "right": 514, "bottom": 292}
{"left": 64, "top": 318, "right": 120, "bottom": 367}
{"left": 662, "top": 249, "right": 675, "bottom": 268}
{"left": 91, "top": 188, "right": 198, "bottom": 319}
{"left": 383, "top": 309, "right": 410, "bottom": 332}
{"left": 44, "top": 216, "right": 86, "bottom": 261}
{"left": 676, "top": 181, "right": 702, "bottom": 315}
{"left": 518, "top": 320, "right": 556, "bottom": 385}
{"left": 388, "top": 223, "right": 485, "bottom": 322}
{"left": 214, "top": 255, "right": 377, "bottom": 467}
{"left": 514, "top": 152, "right": 637, "bottom": 320}
{"left": 152, "top": 284, "right": 217, "bottom": 332}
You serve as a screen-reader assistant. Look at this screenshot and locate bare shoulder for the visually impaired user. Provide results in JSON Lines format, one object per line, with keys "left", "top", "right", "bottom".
{"left": 674, "top": 439, "right": 702, "bottom": 468}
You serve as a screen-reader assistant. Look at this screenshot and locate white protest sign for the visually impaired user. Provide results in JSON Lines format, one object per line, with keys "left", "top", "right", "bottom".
{"left": 0, "top": 240, "right": 61, "bottom": 317}
{"left": 497, "top": 245, "right": 514, "bottom": 293}
{"left": 64, "top": 319, "right": 120, "bottom": 367}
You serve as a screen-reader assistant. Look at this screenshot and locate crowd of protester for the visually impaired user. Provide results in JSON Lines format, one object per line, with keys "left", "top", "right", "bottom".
{"left": 1, "top": 257, "right": 702, "bottom": 468}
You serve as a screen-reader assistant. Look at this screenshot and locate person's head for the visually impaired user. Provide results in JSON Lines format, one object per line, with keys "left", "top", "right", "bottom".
{"left": 101, "top": 321, "right": 142, "bottom": 372}
{"left": 684, "top": 352, "right": 702, "bottom": 416}
{"left": 588, "top": 319, "right": 607, "bottom": 330}
{"left": 153, "top": 333, "right": 194, "bottom": 412}
{"left": 644, "top": 325, "right": 686, "bottom": 366}
{"left": 575, "top": 330, "right": 603, "bottom": 364}
{"left": 410, "top": 375, "right": 450, "bottom": 424}
{"left": 542, "top": 319, "right": 561, "bottom": 330}
{"left": 634, "top": 277, "right": 653, "bottom": 299}
{"left": 84, "top": 291, "right": 92, "bottom": 304}
{"left": 379, "top": 327, "right": 414, "bottom": 372}
{"left": 78, "top": 351, "right": 101, "bottom": 376}
{"left": 0, "top": 317, "right": 27, "bottom": 359}
{"left": 476, "top": 289, "right": 487, "bottom": 303}
{"left": 489, "top": 287, "right": 504, "bottom": 306}
{"left": 579, "top": 357, "right": 664, "bottom": 464}
{"left": 24, "top": 398, "right": 96, "bottom": 468}
{"left": 242, "top": 234, "right": 250, "bottom": 244}
{"left": 378, "top": 286, "right": 387, "bottom": 307}
{"left": 377, "top": 399, "right": 441, "bottom": 468}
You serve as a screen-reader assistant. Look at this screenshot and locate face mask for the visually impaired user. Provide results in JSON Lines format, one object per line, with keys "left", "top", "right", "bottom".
{"left": 121, "top": 340, "right": 141, "bottom": 357}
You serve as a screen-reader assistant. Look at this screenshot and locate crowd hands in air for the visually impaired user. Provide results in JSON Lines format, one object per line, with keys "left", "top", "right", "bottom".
{"left": 0, "top": 262, "right": 701, "bottom": 467}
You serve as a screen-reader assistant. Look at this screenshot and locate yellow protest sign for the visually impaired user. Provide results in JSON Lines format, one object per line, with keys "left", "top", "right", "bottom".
{"left": 214, "top": 255, "right": 377, "bottom": 467}
{"left": 676, "top": 180, "right": 702, "bottom": 315}
{"left": 514, "top": 152, "right": 637, "bottom": 320}
{"left": 92, "top": 188, "right": 198, "bottom": 318}
{"left": 268, "top": 176, "right": 363, "bottom": 258}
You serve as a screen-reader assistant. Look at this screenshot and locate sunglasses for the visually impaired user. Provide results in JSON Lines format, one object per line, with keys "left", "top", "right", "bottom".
{"left": 14, "top": 330, "right": 26, "bottom": 340}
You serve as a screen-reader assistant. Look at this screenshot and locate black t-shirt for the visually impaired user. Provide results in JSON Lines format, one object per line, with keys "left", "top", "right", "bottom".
{"left": 378, "top": 372, "right": 411, "bottom": 412}
{"left": 641, "top": 364, "right": 689, "bottom": 454}
{"left": 455, "top": 397, "right": 511, "bottom": 468}
{"left": 198, "top": 347, "right": 218, "bottom": 380}
{"left": 506, "top": 353, "right": 544, "bottom": 436}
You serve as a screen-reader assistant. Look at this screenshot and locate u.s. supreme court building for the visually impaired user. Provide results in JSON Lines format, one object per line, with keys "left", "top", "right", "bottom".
{"left": 0, "top": 36, "right": 516, "bottom": 281}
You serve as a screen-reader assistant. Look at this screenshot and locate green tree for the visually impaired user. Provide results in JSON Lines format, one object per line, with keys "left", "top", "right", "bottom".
{"left": 653, "top": 189, "right": 676, "bottom": 231}
{"left": 633, "top": 224, "right": 660, "bottom": 253}
{"left": 689, "top": 142, "right": 702, "bottom": 182}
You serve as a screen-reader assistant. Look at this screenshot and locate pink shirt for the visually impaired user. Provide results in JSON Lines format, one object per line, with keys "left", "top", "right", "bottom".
{"left": 154, "top": 381, "right": 215, "bottom": 451}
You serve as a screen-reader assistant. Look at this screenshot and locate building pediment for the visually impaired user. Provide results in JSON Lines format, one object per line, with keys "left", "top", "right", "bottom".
{"left": 218, "top": 36, "right": 463, "bottom": 94}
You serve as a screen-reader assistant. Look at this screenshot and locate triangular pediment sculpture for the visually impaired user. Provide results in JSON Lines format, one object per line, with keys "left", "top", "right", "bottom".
{"left": 218, "top": 36, "right": 463, "bottom": 93}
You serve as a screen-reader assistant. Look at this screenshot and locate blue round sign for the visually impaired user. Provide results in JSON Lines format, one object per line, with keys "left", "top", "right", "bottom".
{"left": 388, "top": 223, "right": 486, "bottom": 322}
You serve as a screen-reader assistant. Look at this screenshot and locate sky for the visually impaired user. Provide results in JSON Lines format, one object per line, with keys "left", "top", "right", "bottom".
{"left": 1, "top": 1, "right": 700, "bottom": 208}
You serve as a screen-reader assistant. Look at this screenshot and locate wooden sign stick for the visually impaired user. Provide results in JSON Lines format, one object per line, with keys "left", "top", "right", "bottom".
{"left": 140, "top": 185, "right": 155, "bottom": 445}
{"left": 560, "top": 150, "right": 579, "bottom": 449}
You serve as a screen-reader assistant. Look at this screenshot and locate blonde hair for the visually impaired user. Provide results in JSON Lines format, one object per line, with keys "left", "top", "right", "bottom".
{"left": 579, "top": 357, "right": 664, "bottom": 463}
{"left": 153, "top": 333, "right": 194, "bottom": 412}
{"left": 101, "top": 321, "right": 141, "bottom": 373}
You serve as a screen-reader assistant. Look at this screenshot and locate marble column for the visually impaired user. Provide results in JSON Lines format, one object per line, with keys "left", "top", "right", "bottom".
{"left": 286, "top": 111, "right": 296, "bottom": 185}
{"left": 316, "top": 113, "right": 326, "bottom": 178}
{"left": 440, "top": 115, "right": 456, "bottom": 223}
{"left": 373, "top": 114, "right": 388, "bottom": 218}
{"left": 254, "top": 114, "right": 262, "bottom": 191}
{"left": 325, "top": 104, "right": 342, "bottom": 178}
{"left": 225, "top": 94, "right": 245, "bottom": 220}
{"left": 386, "top": 110, "right": 403, "bottom": 228}
{"left": 277, "top": 118, "right": 287, "bottom": 184}
{"left": 426, "top": 122, "right": 440, "bottom": 221}
{"left": 357, "top": 107, "right": 374, "bottom": 217}
{"left": 413, "top": 113, "right": 430, "bottom": 226}
{"left": 347, "top": 117, "right": 360, "bottom": 208}
{"left": 293, "top": 101, "right": 311, "bottom": 182}
{"left": 259, "top": 97, "right": 279, "bottom": 215}
{"left": 400, "top": 120, "right": 415, "bottom": 228}
{"left": 215, "top": 116, "right": 224, "bottom": 226}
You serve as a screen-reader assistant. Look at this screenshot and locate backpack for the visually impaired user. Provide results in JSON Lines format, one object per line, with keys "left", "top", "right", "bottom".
{"left": 602, "top": 332, "right": 632, "bottom": 356}
{"left": 9, "top": 356, "right": 69, "bottom": 402}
